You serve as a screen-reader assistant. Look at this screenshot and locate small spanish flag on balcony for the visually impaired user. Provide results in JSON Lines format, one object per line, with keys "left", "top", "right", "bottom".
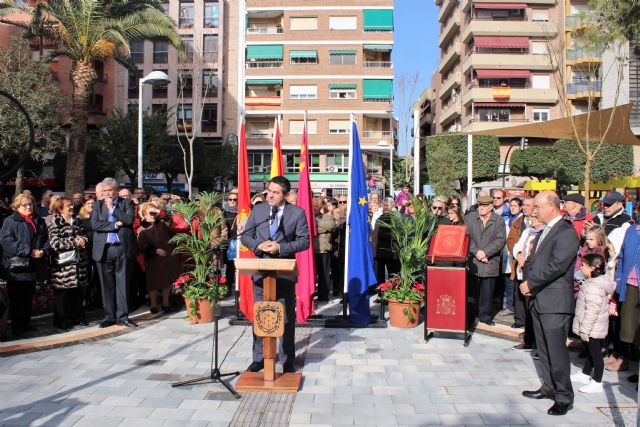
{"left": 492, "top": 86, "right": 511, "bottom": 100}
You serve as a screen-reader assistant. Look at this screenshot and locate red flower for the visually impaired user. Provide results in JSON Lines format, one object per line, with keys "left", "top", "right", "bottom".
{"left": 412, "top": 283, "right": 425, "bottom": 291}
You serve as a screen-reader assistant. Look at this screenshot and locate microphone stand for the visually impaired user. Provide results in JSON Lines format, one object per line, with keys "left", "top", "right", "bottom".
{"left": 171, "top": 216, "right": 271, "bottom": 397}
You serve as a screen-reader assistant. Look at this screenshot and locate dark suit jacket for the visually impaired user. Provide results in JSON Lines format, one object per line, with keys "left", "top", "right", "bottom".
{"left": 90, "top": 198, "right": 137, "bottom": 261}
{"left": 524, "top": 218, "right": 579, "bottom": 314}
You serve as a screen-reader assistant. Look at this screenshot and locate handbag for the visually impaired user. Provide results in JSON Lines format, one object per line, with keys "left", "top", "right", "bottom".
{"left": 57, "top": 250, "right": 80, "bottom": 266}
{"left": 9, "top": 256, "right": 30, "bottom": 272}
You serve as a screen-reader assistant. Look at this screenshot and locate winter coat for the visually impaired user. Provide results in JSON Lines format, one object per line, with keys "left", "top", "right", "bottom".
{"left": 614, "top": 225, "right": 640, "bottom": 303}
{"left": 48, "top": 214, "right": 89, "bottom": 290}
{"left": 572, "top": 275, "right": 616, "bottom": 339}
{"left": 0, "top": 212, "right": 49, "bottom": 282}
{"left": 371, "top": 212, "right": 397, "bottom": 260}
{"left": 137, "top": 220, "right": 182, "bottom": 291}
{"left": 465, "top": 211, "right": 506, "bottom": 277}
{"left": 313, "top": 213, "right": 335, "bottom": 253}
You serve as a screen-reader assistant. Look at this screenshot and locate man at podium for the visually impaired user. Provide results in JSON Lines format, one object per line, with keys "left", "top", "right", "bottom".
{"left": 241, "top": 176, "right": 310, "bottom": 373}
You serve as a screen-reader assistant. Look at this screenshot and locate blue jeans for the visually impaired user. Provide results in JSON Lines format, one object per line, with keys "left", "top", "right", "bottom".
{"left": 503, "top": 274, "right": 515, "bottom": 311}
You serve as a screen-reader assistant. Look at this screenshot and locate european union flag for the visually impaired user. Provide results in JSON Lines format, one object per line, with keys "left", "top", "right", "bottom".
{"left": 347, "top": 121, "right": 378, "bottom": 324}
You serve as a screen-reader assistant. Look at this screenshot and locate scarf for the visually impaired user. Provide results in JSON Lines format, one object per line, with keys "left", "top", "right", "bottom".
{"left": 565, "top": 206, "right": 587, "bottom": 222}
{"left": 19, "top": 212, "right": 36, "bottom": 233}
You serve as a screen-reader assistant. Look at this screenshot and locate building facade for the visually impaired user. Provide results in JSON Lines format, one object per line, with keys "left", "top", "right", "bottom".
{"left": 237, "top": 0, "right": 395, "bottom": 195}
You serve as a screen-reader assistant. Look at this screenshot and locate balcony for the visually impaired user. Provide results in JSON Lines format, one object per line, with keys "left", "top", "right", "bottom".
{"left": 439, "top": 11, "right": 461, "bottom": 48}
{"left": 462, "top": 20, "right": 557, "bottom": 42}
{"left": 439, "top": 71, "right": 461, "bottom": 100}
{"left": 463, "top": 87, "right": 558, "bottom": 105}
{"left": 439, "top": 42, "right": 461, "bottom": 74}
{"left": 567, "top": 81, "right": 602, "bottom": 100}
{"left": 463, "top": 53, "right": 553, "bottom": 73}
{"left": 246, "top": 60, "right": 283, "bottom": 69}
{"left": 363, "top": 61, "right": 393, "bottom": 68}
{"left": 245, "top": 96, "right": 282, "bottom": 107}
{"left": 439, "top": 101, "right": 462, "bottom": 125}
{"left": 363, "top": 130, "right": 392, "bottom": 138}
{"left": 565, "top": 13, "right": 594, "bottom": 30}
{"left": 566, "top": 48, "right": 602, "bottom": 65}
{"left": 247, "top": 26, "right": 283, "bottom": 34}
{"left": 438, "top": 0, "right": 458, "bottom": 23}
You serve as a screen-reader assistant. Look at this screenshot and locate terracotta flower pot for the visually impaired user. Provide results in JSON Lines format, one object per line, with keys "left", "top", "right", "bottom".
{"left": 184, "top": 297, "right": 215, "bottom": 324}
{"left": 387, "top": 299, "right": 420, "bottom": 328}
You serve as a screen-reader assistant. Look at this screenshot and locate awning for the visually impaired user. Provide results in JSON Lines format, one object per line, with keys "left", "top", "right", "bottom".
{"left": 329, "top": 84, "right": 357, "bottom": 89}
{"left": 473, "top": 102, "right": 525, "bottom": 107}
{"left": 475, "top": 69, "right": 532, "bottom": 79}
{"left": 363, "top": 79, "right": 393, "bottom": 99}
{"left": 246, "top": 79, "right": 283, "bottom": 85}
{"left": 363, "top": 9, "right": 393, "bottom": 31}
{"left": 289, "top": 50, "right": 317, "bottom": 59}
{"left": 473, "top": 3, "right": 527, "bottom": 9}
{"left": 329, "top": 49, "right": 357, "bottom": 55}
{"left": 246, "top": 45, "right": 283, "bottom": 60}
{"left": 363, "top": 44, "right": 393, "bottom": 51}
{"left": 474, "top": 36, "right": 529, "bottom": 49}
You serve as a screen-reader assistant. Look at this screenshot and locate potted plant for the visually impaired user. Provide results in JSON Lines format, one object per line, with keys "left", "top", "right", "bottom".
{"left": 378, "top": 197, "right": 438, "bottom": 327}
{"left": 170, "top": 192, "right": 229, "bottom": 323}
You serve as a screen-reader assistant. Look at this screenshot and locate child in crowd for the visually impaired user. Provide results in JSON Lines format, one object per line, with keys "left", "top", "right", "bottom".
{"left": 574, "top": 225, "right": 616, "bottom": 296}
{"left": 571, "top": 253, "right": 616, "bottom": 393}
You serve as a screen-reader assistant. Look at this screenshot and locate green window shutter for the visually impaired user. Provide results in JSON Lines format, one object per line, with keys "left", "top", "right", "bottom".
{"left": 329, "top": 49, "right": 357, "bottom": 55}
{"left": 363, "top": 79, "right": 393, "bottom": 99}
{"left": 363, "top": 44, "right": 393, "bottom": 51}
{"left": 329, "top": 84, "right": 357, "bottom": 89}
{"left": 363, "top": 10, "right": 393, "bottom": 31}
{"left": 246, "top": 45, "right": 283, "bottom": 60}
{"left": 289, "top": 50, "right": 317, "bottom": 59}
{"left": 246, "top": 79, "right": 283, "bottom": 85}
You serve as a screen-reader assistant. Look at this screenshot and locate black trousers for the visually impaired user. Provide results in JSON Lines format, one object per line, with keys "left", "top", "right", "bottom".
{"left": 582, "top": 338, "right": 604, "bottom": 382}
{"left": 252, "top": 278, "right": 296, "bottom": 363}
{"left": 99, "top": 245, "right": 131, "bottom": 322}
{"left": 314, "top": 252, "right": 331, "bottom": 300}
{"left": 530, "top": 305, "right": 574, "bottom": 404}
{"left": 375, "top": 257, "right": 400, "bottom": 284}
{"left": 514, "top": 279, "right": 527, "bottom": 325}
{"left": 7, "top": 280, "right": 35, "bottom": 331}
{"left": 330, "top": 254, "right": 343, "bottom": 295}
{"left": 53, "top": 287, "right": 82, "bottom": 326}
{"left": 476, "top": 276, "right": 496, "bottom": 323}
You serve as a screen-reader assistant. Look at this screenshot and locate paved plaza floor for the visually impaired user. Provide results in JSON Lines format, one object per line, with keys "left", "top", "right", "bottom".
{"left": 0, "top": 302, "right": 637, "bottom": 426}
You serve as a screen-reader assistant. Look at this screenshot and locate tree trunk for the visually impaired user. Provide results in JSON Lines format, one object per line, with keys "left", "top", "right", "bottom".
{"left": 65, "top": 61, "right": 97, "bottom": 196}
{"left": 188, "top": 141, "right": 194, "bottom": 199}
{"left": 14, "top": 166, "right": 24, "bottom": 197}
{"left": 165, "top": 172, "right": 174, "bottom": 193}
{"left": 584, "top": 154, "right": 591, "bottom": 210}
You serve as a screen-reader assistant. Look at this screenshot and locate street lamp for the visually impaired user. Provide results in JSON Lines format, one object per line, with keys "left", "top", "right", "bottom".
{"left": 377, "top": 139, "right": 393, "bottom": 197}
{"left": 138, "top": 70, "right": 171, "bottom": 188}
{"left": 501, "top": 137, "right": 527, "bottom": 188}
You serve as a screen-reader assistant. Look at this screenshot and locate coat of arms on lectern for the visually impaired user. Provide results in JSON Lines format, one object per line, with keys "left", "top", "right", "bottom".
{"left": 436, "top": 295, "right": 456, "bottom": 315}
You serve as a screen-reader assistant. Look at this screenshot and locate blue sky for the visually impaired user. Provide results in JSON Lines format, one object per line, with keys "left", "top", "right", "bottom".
{"left": 392, "top": 0, "right": 440, "bottom": 153}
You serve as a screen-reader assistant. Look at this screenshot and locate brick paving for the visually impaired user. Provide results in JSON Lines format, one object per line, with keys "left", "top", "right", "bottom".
{"left": 0, "top": 299, "right": 637, "bottom": 426}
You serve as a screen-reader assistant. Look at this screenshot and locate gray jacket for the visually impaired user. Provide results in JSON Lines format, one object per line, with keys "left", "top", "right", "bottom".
{"left": 465, "top": 211, "right": 506, "bottom": 277}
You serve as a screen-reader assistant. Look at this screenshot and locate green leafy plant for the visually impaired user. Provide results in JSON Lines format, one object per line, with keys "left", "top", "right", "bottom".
{"left": 169, "top": 192, "right": 228, "bottom": 317}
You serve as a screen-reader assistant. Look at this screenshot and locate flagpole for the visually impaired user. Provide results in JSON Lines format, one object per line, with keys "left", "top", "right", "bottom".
{"left": 342, "top": 113, "right": 355, "bottom": 317}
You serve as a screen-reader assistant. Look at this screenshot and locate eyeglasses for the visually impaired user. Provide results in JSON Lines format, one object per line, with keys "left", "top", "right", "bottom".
{"left": 339, "top": 201, "right": 347, "bottom": 205}
{"left": 228, "top": 197, "right": 238, "bottom": 202}
{"left": 20, "top": 203, "right": 33, "bottom": 208}
{"left": 431, "top": 206, "right": 444, "bottom": 211}
{"left": 63, "top": 204, "right": 73, "bottom": 209}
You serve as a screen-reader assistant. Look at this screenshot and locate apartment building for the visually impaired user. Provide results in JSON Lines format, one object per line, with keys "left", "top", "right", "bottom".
{"left": 235, "top": 0, "right": 395, "bottom": 195}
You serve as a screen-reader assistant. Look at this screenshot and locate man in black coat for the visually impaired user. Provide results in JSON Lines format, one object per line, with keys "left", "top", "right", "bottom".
{"left": 91, "top": 178, "right": 138, "bottom": 328}
{"left": 520, "top": 191, "right": 580, "bottom": 416}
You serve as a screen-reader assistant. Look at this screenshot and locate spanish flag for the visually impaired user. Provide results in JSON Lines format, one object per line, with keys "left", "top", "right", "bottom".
{"left": 269, "top": 118, "right": 284, "bottom": 178}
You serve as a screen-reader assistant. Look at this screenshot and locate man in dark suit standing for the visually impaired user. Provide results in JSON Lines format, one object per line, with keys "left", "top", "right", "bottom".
{"left": 520, "top": 190, "right": 579, "bottom": 416}
{"left": 241, "top": 176, "right": 310, "bottom": 373}
{"left": 91, "top": 177, "right": 138, "bottom": 328}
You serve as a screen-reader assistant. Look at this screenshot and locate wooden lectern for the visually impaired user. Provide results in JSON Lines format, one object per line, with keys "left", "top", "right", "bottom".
{"left": 234, "top": 258, "right": 302, "bottom": 392}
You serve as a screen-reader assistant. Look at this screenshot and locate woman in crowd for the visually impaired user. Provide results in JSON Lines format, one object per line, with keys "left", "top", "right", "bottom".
{"left": 447, "top": 195, "right": 462, "bottom": 210}
{"left": 137, "top": 202, "right": 181, "bottom": 313}
{"left": 446, "top": 205, "right": 464, "bottom": 225}
{"left": 571, "top": 253, "right": 616, "bottom": 394}
{"left": 44, "top": 195, "right": 61, "bottom": 226}
{"left": 48, "top": 197, "right": 89, "bottom": 329}
{"left": 0, "top": 194, "right": 49, "bottom": 337}
{"left": 574, "top": 225, "right": 617, "bottom": 296}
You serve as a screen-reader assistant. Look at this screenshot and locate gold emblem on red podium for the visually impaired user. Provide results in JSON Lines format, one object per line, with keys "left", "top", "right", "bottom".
{"left": 436, "top": 295, "right": 456, "bottom": 316}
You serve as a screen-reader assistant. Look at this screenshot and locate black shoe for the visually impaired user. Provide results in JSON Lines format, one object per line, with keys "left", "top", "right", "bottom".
{"left": 512, "top": 343, "right": 533, "bottom": 351}
{"left": 522, "top": 389, "right": 554, "bottom": 400}
{"left": 118, "top": 319, "right": 138, "bottom": 327}
{"left": 547, "top": 402, "right": 572, "bottom": 416}
{"left": 98, "top": 320, "right": 116, "bottom": 328}
{"left": 150, "top": 307, "right": 159, "bottom": 314}
{"left": 161, "top": 305, "right": 171, "bottom": 313}
{"left": 481, "top": 320, "right": 495, "bottom": 326}
{"left": 511, "top": 323, "right": 525, "bottom": 328}
{"left": 283, "top": 359, "right": 296, "bottom": 373}
{"left": 247, "top": 361, "right": 264, "bottom": 372}
{"left": 628, "top": 374, "right": 639, "bottom": 383}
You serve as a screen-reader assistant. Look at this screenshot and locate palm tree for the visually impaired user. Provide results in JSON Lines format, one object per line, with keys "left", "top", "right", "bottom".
{"left": 0, "top": 0, "right": 180, "bottom": 194}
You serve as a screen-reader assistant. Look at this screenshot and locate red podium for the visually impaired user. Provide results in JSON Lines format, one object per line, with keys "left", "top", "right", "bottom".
{"left": 425, "top": 225, "right": 471, "bottom": 346}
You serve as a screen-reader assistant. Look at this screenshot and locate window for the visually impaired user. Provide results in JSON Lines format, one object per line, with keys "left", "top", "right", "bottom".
{"left": 476, "top": 9, "right": 524, "bottom": 21}
{"left": 326, "top": 153, "right": 349, "bottom": 172}
{"left": 290, "top": 16, "right": 317, "bottom": 31}
{"left": 153, "top": 41, "right": 168, "bottom": 63}
{"left": 152, "top": 82, "right": 168, "bottom": 99}
{"left": 289, "top": 85, "right": 317, "bottom": 100}
{"left": 203, "top": 35, "right": 218, "bottom": 62}
{"left": 366, "top": 154, "right": 381, "bottom": 174}
{"left": 177, "top": 72, "right": 193, "bottom": 98}
{"left": 128, "top": 71, "right": 139, "bottom": 99}
{"left": 130, "top": 40, "right": 144, "bottom": 64}
{"left": 204, "top": 1, "right": 220, "bottom": 28}
{"left": 289, "top": 120, "right": 318, "bottom": 135}
{"left": 329, "top": 86, "right": 357, "bottom": 99}
{"left": 308, "top": 154, "right": 320, "bottom": 172}
{"left": 531, "top": 41, "right": 547, "bottom": 55}
{"left": 478, "top": 108, "right": 510, "bottom": 122}
{"left": 203, "top": 70, "right": 218, "bottom": 97}
{"left": 286, "top": 154, "right": 300, "bottom": 173}
{"left": 329, "top": 120, "right": 351, "bottom": 134}
{"left": 290, "top": 50, "right": 317, "bottom": 64}
{"left": 329, "top": 52, "right": 356, "bottom": 65}
{"left": 249, "top": 121, "right": 271, "bottom": 137}
{"left": 329, "top": 16, "right": 357, "bottom": 30}
{"left": 152, "top": 104, "right": 167, "bottom": 115}
{"left": 177, "top": 104, "right": 193, "bottom": 132}
{"left": 533, "top": 109, "right": 550, "bottom": 122}
{"left": 201, "top": 104, "right": 218, "bottom": 132}
{"left": 531, "top": 9, "right": 549, "bottom": 22}
{"left": 179, "top": 2, "right": 195, "bottom": 28}
{"left": 248, "top": 153, "right": 271, "bottom": 173}
{"left": 532, "top": 75, "right": 550, "bottom": 89}
{"left": 181, "top": 36, "right": 194, "bottom": 62}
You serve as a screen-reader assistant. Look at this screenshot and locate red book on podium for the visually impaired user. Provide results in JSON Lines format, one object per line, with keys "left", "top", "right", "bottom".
{"left": 428, "top": 225, "right": 469, "bottom": 262}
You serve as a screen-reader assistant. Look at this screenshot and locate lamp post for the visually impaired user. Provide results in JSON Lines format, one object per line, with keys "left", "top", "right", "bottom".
{"left": 138, "top": 70, "right": 171, "bottom": 188}
{"left": 377, "top": 139, "right": 393, "bottom": 198}
{"left": 501, "top": 137, "right": 526, "bottom": 188}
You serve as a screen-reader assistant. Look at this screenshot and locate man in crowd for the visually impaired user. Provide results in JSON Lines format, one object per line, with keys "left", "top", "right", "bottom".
{"left": 313, "top": 197, "right": 335, "bottom": 301}
{"left": 118, "top": 188, "right": 132, "bottom": 201}
{"left": 95, "top": 183, "right": 104, "bottom": 201}
{"left": 132, "top": 188, "right": 146, "bottom": 205}
{"left": 72, "top": 192, "right": 84, "bottom": 216}
{"left": 492, "top": 189, "right": 510, "bottom": 222}
{"left": 241, "top": 176, "right": 310, "bottom": 373}
{"left": 372, "top": 198, "right": 400, "bottom": 284}
{"left": 91, "top": 178, "right": 138, "bottom": 328}
{"left": 520, "top": 191, "right": 579, "bottom": 416}
{"left": 37, "top": 189, "right": 53, "bottom": 218}
{"left": 562, "top": 194, "right": 592, "bottom": 240}
{"left": 590, "top": 190, "right": 632, "bottom": 253}
{"left": 430, "top": 197, "right": 447, "bottom": 223}
{"left": 337, "top": 195, "right": 348, "bottom": 214}
{"left": 465, "top": 195, "right": 506, "bottom": 326}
